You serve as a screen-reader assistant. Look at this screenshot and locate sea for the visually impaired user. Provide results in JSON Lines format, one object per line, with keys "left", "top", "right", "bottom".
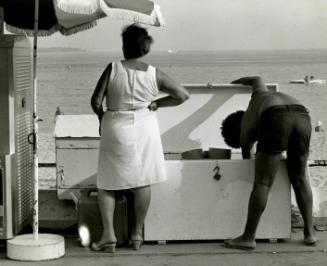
{"left": 37, "top": 50, "right": 327, "bottom": 212}
{"left": 38, "top": 49, "right": 327, "bottom": 135}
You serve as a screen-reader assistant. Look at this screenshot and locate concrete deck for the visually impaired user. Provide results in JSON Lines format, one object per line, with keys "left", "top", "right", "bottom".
{"left": 1, "top": 229, "right": 327, "bottom": 265}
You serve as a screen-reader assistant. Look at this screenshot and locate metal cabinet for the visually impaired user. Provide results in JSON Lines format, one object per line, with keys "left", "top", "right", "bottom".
{"left": 0, "top": 35, "right": 33, "bottom": 239}
{"left": 144, "top": 159, "right": 290, "bottom": 241}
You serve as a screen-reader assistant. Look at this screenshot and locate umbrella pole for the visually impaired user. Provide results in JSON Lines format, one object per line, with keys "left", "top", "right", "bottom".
{"left": 32, "top": 0, "right": 39, "bottom": 241}
{"left": 0, "top": 6, "right": 3, "bottom": 36}
{"left": 7, "top": 0, "right": 65, "bottom": 261}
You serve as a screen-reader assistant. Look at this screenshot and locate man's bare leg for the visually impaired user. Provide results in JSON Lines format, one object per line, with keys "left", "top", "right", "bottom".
{"left": 225, "top": 152, "right": 281, "bottom": 250}
{"left": 287, "top": 152, "right": 316, "bottom": 245}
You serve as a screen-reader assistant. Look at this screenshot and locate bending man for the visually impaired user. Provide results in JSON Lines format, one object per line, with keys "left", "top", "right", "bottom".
{"left": 221, "top": 76, "right": 316, "bottom": 250}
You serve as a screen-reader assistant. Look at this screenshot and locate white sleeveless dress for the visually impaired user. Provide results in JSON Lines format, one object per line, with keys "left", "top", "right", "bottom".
{"left": 97, "top": 61, "right": 167, "bottom": 190}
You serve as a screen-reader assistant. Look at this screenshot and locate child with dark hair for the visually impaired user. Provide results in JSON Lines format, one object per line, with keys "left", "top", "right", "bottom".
{"left": 221, "top": 76, "right": 316, "bottom": 250}
{"left": 221, "top": 110, "right": 244, "bottom": 149}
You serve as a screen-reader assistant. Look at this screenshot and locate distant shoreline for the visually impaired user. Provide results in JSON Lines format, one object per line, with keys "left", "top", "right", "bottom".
{"left": 38, "top": 47, "right": 327, "bottom": 55}
{"left": 39, "top": 47, "right": 86, "bottom": 53}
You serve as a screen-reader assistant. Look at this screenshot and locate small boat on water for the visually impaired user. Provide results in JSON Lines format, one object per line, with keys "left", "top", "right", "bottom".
{"left": 289, "top": 79, "right": 325, "bottom": 84}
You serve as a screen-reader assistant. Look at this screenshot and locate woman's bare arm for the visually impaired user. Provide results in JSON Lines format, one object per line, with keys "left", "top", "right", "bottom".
{"left": 91, "top": 63, "right": 112, "bottom": 121}
{"left": 149, "top": 69, "right": 189, "bottom": 110}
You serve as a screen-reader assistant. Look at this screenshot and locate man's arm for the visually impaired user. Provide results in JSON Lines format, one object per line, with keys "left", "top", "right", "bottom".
{"left": 240, "top": 111, "right": 257, "bottom": 159}
{"left": 241, "top": 138, "right": 255, "bottom": 159}
{"left": 231, "top": 76, "right": 267, "bottom": 95}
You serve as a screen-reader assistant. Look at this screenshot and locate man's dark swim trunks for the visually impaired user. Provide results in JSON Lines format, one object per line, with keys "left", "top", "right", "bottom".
{"left": 257, "top": 104, "right": 311, "bottom": 155}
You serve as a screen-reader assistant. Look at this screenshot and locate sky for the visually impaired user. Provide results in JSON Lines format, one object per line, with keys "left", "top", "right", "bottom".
{"left": 38, "top": 0, "right": 327, "bottom": 51}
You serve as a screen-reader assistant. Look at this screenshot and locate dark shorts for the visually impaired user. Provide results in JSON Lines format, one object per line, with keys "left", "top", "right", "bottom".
{"left": 257, "top": 105, "right": 311, "bottom": 155}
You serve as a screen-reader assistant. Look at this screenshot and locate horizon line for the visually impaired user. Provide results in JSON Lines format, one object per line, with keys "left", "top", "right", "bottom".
{"left": 39, "top": 47, "right": 327, "bottom": 53}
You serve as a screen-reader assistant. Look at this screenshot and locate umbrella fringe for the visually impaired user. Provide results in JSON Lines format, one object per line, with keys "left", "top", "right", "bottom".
{"left": 153, "top": 4, "right": 166, "bottom": 26}
{"left": 59, "top": 21, "right": 98, "bottom": 36}
{"left": 55, "top": 0, "right": 99, "bottom": 15}
{"left": 99, "top": 1, "right": 165, "bottom": 27}
{"left": 6, "top": 24, "right": 59, "bottom": 37}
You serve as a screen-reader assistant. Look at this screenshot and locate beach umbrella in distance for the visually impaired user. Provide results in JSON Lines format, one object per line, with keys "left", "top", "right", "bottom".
{"left": 0, "top": 0, "right": 165, "bottom": 261}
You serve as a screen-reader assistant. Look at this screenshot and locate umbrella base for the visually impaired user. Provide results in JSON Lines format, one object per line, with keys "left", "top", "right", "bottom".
{"left": 7, "top": 234, "right": 65, "bottom": 261}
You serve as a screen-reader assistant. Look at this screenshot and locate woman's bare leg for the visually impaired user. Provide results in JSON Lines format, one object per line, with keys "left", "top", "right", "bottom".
{"left": 131, "top": 185, "right": 151, "bottom": 239}
{"left": 97, "top": 189, "right": 117, "bottom": 244}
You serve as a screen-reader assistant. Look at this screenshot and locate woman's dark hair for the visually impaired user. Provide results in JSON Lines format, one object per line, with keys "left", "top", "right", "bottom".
{"left": 220, "top": 110, "right": 245, "bottom": 149}
{"left": 122, "top": 24, "right": 153, "bottom": 59}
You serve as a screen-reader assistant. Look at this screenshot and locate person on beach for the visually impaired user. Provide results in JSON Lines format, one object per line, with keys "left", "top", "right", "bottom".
{"left": 90, "top": 24, "right": 189, "bottom": 253}
{"left": 304, "top": 76, "right": 309, "bottom": 83}
{"left": 220, "top": 76, "right": 316, "bottom": 250}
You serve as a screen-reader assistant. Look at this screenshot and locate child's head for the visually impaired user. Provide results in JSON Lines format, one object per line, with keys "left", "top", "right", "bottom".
{"left": 221, "top": 110, "right": 245, "bottom": 148}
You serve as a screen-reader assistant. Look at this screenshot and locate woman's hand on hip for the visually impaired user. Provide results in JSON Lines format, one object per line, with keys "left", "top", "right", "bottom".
{"left": 98, "top": 113, "right": 103, "bottom": 136}
{"left": 148, "top": 101, "right": 158, "bottom": 111}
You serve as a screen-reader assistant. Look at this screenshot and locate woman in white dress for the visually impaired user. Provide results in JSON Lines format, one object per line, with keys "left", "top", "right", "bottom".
{"left": 90, "top": 24, "right": 189, "bottom": 252}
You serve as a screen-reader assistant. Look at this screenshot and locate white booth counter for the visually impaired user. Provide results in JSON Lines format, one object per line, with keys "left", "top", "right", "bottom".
{"left": 54, "top": 84, "right": 291, "bottom": 241}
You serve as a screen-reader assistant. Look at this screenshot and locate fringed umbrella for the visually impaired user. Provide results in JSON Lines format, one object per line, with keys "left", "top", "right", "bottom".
{"left": 3, "top": 0, "right": 165, "bottom": 35}
{"left": 0, "top": 0, "right": 165, "bottom": 261}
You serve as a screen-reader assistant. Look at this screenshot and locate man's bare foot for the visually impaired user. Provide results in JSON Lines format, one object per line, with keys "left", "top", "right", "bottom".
{"left": 304, "top": 235, "right": 317, "bottom": 246}
{"left": 224, "top": 236, "right": 256, "bottom": 250}
{"left": 304, "top": 228, "right": 317, "bottom": 246}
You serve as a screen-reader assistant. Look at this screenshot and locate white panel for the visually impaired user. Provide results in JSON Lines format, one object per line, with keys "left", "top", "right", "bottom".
{"left": 56, "top": 148, "right": 98, "bottom": 189}
{"left": 56, "top": 139, "right": 99, "bottom": 149}
{"left": 144, "top": 160, "right": 291, "bottom": 240}
{"left": 157, "top": 86, "right": 252, "bottom": 152}
{"left": 55, "top": 115, "right": 99, "bottom": 138}
{"left": 13, "top": 44, "right": 33, "bottom": 228}
{"left": 0, "top": 153, "right": 14, "bottom": 239}
{"left": 157, "top": 84, "right": 277, "bottom": 153}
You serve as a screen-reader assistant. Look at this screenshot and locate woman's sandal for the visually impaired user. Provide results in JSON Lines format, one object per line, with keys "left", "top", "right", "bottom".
{"left": 90, "top": 241, "right": 117, "bottom": 253}
{"left": 129, "top": 238, "right": 143, "bottom": 250}
{"left": 132, "top": 240, "right": 143, "bottom": 250}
